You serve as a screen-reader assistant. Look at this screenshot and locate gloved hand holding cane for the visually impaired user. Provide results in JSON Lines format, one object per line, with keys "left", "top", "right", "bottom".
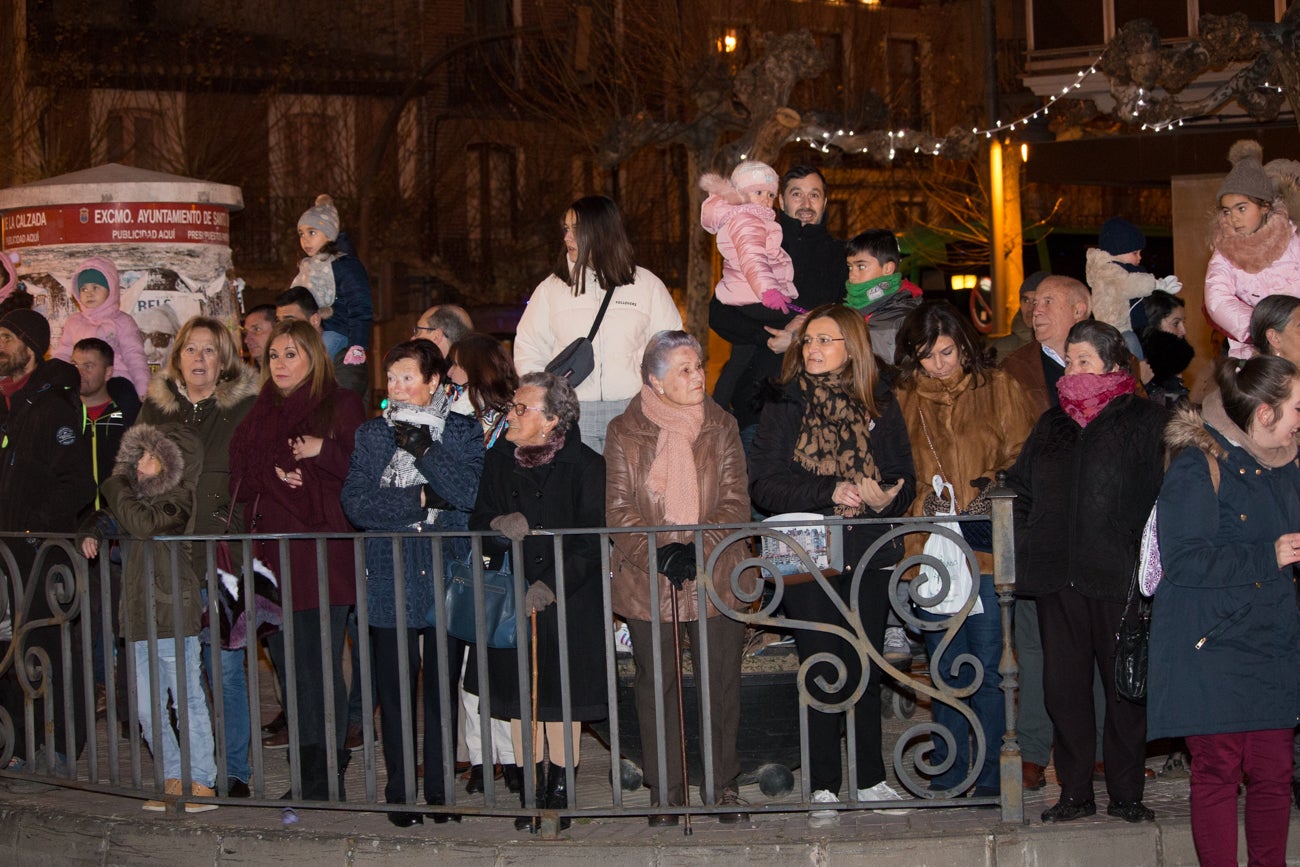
{"left": 656, "top": 542, "right": 697, "bottom": 590}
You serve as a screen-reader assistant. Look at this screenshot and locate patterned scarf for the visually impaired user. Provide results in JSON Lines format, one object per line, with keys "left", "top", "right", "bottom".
{"left": 639, "top": 384, "right": 704, "bottom": 524}
{"left": 1056, "top": 370, "right": 1135, "bottom": 428}
{"left": 382, "top": 391, "right": 450, "bottom": 527}
{"left": 793, "top": 370, "right": 880, "bottom": 516}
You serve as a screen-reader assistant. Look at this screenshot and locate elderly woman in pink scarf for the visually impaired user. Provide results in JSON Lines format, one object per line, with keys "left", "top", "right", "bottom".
{"left": 605, "top": 330, "right": 755, "bottom": 827}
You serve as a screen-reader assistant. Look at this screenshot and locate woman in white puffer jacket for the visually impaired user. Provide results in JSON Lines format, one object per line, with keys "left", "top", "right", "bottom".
{"left": 514, "top": 195, "right": 681, "bottom": 453}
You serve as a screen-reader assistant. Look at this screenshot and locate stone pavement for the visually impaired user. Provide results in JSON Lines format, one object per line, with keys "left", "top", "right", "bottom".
{"left": 4, "top": 722, "right": 1300, "bottom": 866}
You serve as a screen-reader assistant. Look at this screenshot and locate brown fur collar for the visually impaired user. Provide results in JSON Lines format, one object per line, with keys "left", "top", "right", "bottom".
{"left": 1164, "top": 402, "right": 1229, "bottom": 465}
{"left": 1210, "top": 199, "right": 1296, "bottom": 274}
{"left": 144, "top": 363, "right": 260, "bottom": 415}
{"left": 113, "top": 424, "right": 190, "bottom": 498}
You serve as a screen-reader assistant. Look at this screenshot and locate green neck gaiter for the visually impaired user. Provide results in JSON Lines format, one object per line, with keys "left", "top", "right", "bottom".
{"left": 845, "top": 272, "right": 902, "bottom": 310}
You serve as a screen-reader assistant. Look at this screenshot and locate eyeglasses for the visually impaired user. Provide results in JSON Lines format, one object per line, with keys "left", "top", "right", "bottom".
{"left": 511, "top": 403, "right": 547, "bottom": 417}
{"left": 412, "top": 324, "right": 440, "bottom": 337}
{"left": 800, "top": 335, "right": 846, "bottom": 347}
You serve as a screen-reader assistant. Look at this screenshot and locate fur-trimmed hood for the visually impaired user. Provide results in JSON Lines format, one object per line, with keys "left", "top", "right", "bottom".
{"left": 1165, "top": 389, "right": 1297, "bottom": 469}
{"left": 144, "top": 362, "right": 260, "bottom": 415}
{"left": 113, "top": 422, "right": 203, "bottom": 499}
{"left": 1164, "top": 402, "right": 1229, "bottom": 466}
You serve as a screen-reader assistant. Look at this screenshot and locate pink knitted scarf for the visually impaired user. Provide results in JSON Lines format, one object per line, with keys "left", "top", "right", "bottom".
{"left": 639, "top": 384, "right": 704, "bottom": 524}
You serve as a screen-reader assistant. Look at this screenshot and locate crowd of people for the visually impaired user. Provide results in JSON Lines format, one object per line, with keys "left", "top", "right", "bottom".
{"left": 0, "top": 139, "right": 1297, "bottom": 863}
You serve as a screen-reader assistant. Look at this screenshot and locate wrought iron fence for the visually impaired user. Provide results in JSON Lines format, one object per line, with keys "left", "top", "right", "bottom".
{"left": 0, "top": 487, "right": 1021, "bottom": 835}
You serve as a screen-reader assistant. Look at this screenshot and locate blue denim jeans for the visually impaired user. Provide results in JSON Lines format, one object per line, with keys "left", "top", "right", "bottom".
{"left": 201, "top": 643, "right": 251, "bottom": 784}
{"left": 130, "top": 636, "right": 217, "bottom": 786}
{"left": 916, "top": 575, "right": 1003, "bottom": 793}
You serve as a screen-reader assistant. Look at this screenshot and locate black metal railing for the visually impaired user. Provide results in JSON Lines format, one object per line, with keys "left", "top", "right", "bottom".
{"left": 0, "top": 488, "right": 1022, "bottom": 833}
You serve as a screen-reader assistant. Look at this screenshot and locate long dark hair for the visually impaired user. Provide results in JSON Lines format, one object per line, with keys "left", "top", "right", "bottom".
{"left": 551, "top": 195, "right": 636, "bottom": 295}
{"left": 894, "top": 302, "right": 990, "bottom": 388}
{"left": 446, "top": 332, "right": 518, "bottom": 421}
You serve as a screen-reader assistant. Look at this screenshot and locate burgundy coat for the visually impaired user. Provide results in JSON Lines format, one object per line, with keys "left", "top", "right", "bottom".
{"left": 229, "top": 381, "right": 365, "bottom": 612}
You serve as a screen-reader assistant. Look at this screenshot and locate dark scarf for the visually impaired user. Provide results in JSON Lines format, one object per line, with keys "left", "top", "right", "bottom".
{"left": 514, "top": 427, "right": 566, "bottom": 469}
{"left": 793, "top": 370, "right": 880, "bottom": 516}
{"left": 1056, "top": 370, "right": 1135, "bottom": 428}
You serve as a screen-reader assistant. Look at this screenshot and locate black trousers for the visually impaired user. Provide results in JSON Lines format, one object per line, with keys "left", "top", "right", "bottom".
{"left": 1037, "top": 586, "right": 1147, "bottom": 803}
{"left": 371, "top": 625, "right": 466, "bottom": 805}
{"left": 627, "top": 614, "right": 746, "bottom": 806}
{"left": 780, "top": 567, "right": 891, "bottom": 795}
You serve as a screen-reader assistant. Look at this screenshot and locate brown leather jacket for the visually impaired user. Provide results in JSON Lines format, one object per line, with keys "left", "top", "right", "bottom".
{"left": 605, "top": 395, "right": 755, "bottom": 623}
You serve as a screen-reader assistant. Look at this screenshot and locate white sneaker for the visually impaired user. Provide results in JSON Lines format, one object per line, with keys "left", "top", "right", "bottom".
{"left": 856, "top": 780, "right": 913, "bottom": 815}
{"left": 882, "top": 627, "right": 912, "bottom": 667}
{"left": 808, "top": 788, "right": 840, "bottom": 827}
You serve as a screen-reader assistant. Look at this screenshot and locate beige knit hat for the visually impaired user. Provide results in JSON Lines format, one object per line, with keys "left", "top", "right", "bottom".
{"left": 297, "top": 194, "right": 340, "bottom": 241}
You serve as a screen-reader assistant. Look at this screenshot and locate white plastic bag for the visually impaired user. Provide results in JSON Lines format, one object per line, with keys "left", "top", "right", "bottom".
{"left": 915, "top": 475, "right": 982, "bottom": 615}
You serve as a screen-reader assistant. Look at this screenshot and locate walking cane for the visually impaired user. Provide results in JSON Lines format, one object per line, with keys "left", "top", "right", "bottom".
{"left": 669, "top": 582, "right": 692, "bottom": 836}
{"left": 530, "top": 607, "right": 540, "bottom": 833}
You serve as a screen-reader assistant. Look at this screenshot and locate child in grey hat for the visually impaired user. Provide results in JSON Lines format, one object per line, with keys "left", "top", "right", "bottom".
{"left": 1205, "top": 140, "right": 1300, "bottom": 358}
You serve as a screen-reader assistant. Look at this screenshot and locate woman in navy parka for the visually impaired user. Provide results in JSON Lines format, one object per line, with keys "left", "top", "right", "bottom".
{"left": 1150, "top": 355, "right": 1300, "bottom": 867}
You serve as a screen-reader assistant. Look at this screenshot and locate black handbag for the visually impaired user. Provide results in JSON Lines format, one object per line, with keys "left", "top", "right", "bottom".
{"left": 1114, "top": 567, "right": 1151, "bottom": 704}
{"left": 544, "top": 285, "right": 615, "bottom": 387}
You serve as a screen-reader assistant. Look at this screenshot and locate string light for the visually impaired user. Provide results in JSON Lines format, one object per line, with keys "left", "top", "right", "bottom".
{"left": 779, "top": 48, "right": 1251, "bottom": 163}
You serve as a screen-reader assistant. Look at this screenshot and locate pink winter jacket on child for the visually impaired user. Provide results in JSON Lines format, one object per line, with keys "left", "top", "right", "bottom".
{"left": 700, "top": 177, "right": 797, "bottom": 307}
{"left": 53, "top": 256, "right": 152, "bottom": 397}
{"left": 1204, "top": 202, "right": 1300, "bottom": 358}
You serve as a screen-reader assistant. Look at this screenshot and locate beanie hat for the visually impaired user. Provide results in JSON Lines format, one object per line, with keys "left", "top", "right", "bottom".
{"left": 1218, "top": 140, "right": 1276, "bottom": 204}
{"left": 730, "top": 160, "right": 780, "bottom": 196}
{"left": 1098, "top": 217, "right": 1146, "bottom": 256}
{"left": 1019, "top": 270, "right": 1050, "bottom": 301}
{"left": 298, "top": 194, "right": 340, "bottom": 241}
{"left": 76, "top": 268, "right": 109, "bottom": 291}
{"left": 0, "top": 308, "right": 50, "bottom": 359}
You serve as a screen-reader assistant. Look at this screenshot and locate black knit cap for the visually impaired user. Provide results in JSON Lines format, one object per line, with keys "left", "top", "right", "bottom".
{"left": 0, "top": 308, "right": 51, "bottom": 358}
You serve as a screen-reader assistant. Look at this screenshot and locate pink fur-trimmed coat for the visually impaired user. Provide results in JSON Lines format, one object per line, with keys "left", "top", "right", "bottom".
{"left": 1204, "top": 202, "right": 1300, "bottom": 358}
{"left": 52, "top": 256, "right": 152, "bottom": 396}
{"left": 699, "top": 175, "right": 797, "bottom": 306}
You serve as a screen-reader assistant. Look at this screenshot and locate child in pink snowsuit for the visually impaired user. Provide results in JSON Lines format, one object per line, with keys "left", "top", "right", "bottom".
{"left": 700, "top": 160, "right": 799, "bottom": 314}
{"left": 53, "top": 256, "right": 151, "bottom": 397}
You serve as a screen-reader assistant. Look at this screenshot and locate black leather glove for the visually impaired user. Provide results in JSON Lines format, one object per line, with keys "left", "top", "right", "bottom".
{"left": 422, "top": 483, "right": 452, "bottom": 511}
{"left": 392, "top": 421, "right": 433, "bottom": 459}
{"left": 656, "top": 542, "right": 697, "bottom": 590}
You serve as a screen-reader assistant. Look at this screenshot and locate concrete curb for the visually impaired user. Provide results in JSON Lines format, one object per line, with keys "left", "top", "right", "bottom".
{"left": 6, "top": 796, "right": 1297, "bottom": 866}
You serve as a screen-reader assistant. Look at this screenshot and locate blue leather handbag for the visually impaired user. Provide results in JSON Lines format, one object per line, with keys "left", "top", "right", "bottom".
{"left": 436, "top": 553, "right": 519, "bottom": 648}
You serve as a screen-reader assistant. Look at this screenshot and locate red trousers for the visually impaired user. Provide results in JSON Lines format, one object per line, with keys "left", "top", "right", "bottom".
{"left": 1187, "top": 729, "right": 1293, "bottom": 867}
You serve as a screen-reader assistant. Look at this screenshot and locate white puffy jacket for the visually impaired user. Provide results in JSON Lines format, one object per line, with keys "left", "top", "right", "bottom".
{"left": 514, "top": 266, "right": 683, "bottom": 402}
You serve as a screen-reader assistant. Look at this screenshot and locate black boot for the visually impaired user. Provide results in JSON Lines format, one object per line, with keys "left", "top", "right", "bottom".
{"left": 546, "top": 762, "right": 573, "bottom": 831}
{"left": 514, "top": 763, "right": 545, "bottom": 832}
{"left": 502, "top": 763, "right": 523, "bottom": 794}
{"left": 335, "top": 748, "right": 351, "bottom": 802}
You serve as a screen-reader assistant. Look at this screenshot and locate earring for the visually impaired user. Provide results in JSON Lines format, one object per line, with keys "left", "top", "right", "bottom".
{"left": 657, "top": 388, "right": 665, "bottom": 395}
